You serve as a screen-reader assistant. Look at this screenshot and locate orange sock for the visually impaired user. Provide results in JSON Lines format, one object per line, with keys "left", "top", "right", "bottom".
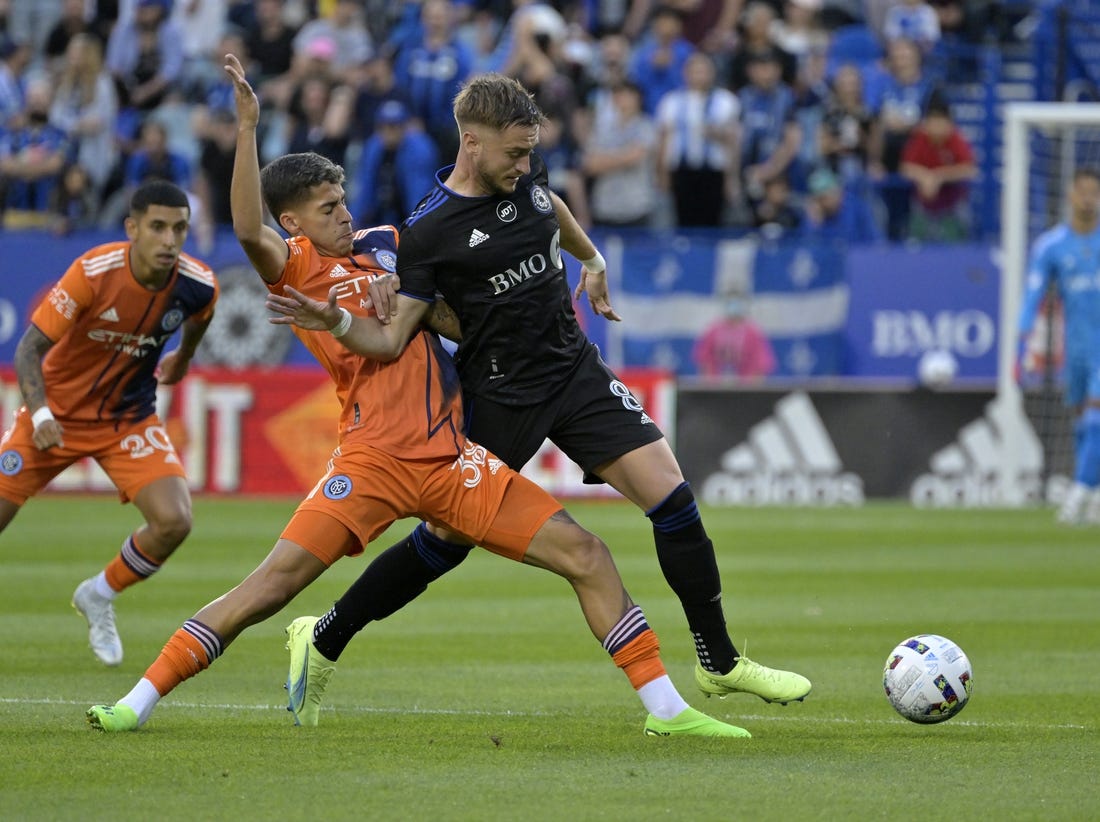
{"left": 143, "top": 621, "right": 222, "bottom": 696}
{"left": 104, "top": 534, "right": 162, "bottom": 593}
{"left": 611, "top": 629, "right": 667, "bottom": 690}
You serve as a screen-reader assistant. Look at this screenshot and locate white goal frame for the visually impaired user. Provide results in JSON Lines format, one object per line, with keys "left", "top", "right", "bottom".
{"left": 998, "top": 103, "right": 1100, "bottom": 505}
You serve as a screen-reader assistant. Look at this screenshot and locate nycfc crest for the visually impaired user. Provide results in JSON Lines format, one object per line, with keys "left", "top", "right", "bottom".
{"left": 161, "top": 308, "right": 184, "bottom": 331}
{"left": 323, "top": 475, "right": 353, "bottom": 500}
{"left": 530, "top": 185, "right": 552, "bottom": 213}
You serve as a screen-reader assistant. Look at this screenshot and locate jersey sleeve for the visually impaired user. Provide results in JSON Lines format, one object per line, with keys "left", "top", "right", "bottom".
{"left": 396, "top": 223, "right": 438, "bottom": 302}
{"left": 29, "top": 260, "right": 95, "bottom": 343}
{"left": 1019, "top": 232, "right": 1055, "bottom": 335}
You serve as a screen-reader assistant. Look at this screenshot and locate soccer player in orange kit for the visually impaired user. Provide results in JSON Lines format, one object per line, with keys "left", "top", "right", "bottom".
{"left": 0, "top": 180, "right": 218, "bottom": 666}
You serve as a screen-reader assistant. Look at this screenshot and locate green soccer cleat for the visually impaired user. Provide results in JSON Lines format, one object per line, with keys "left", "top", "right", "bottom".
{"left": 86, "top": 704, "right": 138, "bottom": 732}
{"left": 695, "top": 657, "right": 812, "bottom": 704}
{"left": 284, "top": 616, "right": 336, "bottom": 727}
{"left": 644, "top": 707, "right": 752, "bottom": 738}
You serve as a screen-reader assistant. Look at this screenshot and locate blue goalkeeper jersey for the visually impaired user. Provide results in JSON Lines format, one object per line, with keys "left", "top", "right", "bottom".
{"left": 1020, "top": 222, "right": 1100, "bottom": 360}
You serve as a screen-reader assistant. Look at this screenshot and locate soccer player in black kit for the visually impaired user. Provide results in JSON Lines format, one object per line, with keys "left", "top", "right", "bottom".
{"left": 281, "top": 73, "right": 811, "bottom": 725}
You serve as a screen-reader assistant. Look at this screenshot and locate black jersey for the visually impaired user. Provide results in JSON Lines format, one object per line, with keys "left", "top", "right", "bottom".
{"left": 398, "top": 153, "right": 588, "bottom": 405}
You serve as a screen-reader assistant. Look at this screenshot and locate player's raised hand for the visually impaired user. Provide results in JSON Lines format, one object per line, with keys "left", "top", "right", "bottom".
{"left": 223, "top": 53, "right": 259, "bottom": 129}
{"left": 365, "top": 273, "right": 400, "bottom": 323}
{"left": 573, "top": 266, "right": 622, "bottom": 322}
{"left": 267, "top": 284, "right": 343, "bottom": 331}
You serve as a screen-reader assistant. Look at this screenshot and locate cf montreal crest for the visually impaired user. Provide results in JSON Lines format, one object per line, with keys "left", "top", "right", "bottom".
{"left": 530, "top": 185, "right": 552, "bottom": 213}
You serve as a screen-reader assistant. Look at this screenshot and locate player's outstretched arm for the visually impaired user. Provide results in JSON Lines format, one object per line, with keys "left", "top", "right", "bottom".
{"left": 552, "top": 191, "right": 621, "bottom": 322}
{"left": 225, "top": 52, "right": 288, "bottom": 284}
{"left": 13, "top": 325, "right": 63, "bottom": 450}
{"left": 158, "top": 314, "right": 214, "bottom": 385}
{"left": 267, "top": 285, "right": 430, "bottom": 361}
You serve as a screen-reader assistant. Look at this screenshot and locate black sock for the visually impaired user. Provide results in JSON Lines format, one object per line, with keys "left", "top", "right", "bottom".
{"left": 648, "top": 482, "right": 738, "bottom": 673}
{"left": 311, "top": 524, "right": 471, "bottom": 662}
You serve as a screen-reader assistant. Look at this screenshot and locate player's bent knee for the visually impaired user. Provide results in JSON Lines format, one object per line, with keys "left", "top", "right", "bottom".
{"left": 149, "top": 509, "right": 193, "bottom": 549}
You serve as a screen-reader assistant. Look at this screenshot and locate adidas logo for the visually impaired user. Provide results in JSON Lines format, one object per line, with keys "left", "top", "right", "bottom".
{"left": 98, "top": 307, "right": 119, "bottom": 322}
{"left": 700, "top": 391, "right": 864, "bottom": 506}
{"left": 911, "top": 394, "right": 1044, "bottom": 507}
{"left": 468, "top": 229, "right": 490, "bottom": 247}
{"left": 329, "top": 264, "right": 350, "bottom": 279}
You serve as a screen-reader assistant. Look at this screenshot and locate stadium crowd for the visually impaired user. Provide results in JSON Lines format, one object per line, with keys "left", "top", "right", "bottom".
{"left": 0, "top": 0, "right": 1022, "bottom": 246}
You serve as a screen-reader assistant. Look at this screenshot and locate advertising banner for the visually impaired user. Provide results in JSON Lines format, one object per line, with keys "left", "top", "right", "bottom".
{"left": 843, "top": 244, "right": 1000, "bottom": 381}
{"left": 0, "top": 366, "right": 674, "bottom": 499}
{"left": 675, "top": 386, "right": 1041, "bottom": 506}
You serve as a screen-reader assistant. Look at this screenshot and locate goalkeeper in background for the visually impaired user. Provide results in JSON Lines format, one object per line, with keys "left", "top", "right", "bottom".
{"left": 1018, "top": 166, "right": 1100, "bottom": 525}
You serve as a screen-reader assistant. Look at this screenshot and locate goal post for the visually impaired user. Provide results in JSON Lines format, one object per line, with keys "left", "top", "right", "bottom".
{"left": 998, "top": 102, "right": 1100, "bottom": 506}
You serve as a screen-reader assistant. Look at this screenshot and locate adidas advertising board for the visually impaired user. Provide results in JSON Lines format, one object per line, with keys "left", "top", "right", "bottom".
{"left": 675, "top": 388, "right": 1042, "bottom": 506}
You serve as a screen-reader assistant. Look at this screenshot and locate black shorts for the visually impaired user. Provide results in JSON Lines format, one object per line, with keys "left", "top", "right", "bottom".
{"left": 463, "top": 345, "right": 665, "bottom": 484}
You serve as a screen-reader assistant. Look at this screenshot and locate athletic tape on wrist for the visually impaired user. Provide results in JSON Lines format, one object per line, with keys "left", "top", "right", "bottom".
{"left": 580, "top": 251, "right": 606, "bottom": 272}
{"left": 330, "top": 307, "right": 353, "bottom": 338}
{"left": 31, "top": 407, "right": 54, "bottom": 428}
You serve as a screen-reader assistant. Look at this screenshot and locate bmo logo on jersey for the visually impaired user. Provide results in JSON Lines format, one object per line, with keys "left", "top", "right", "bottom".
{"left": 487, "top": 231, "right": 562, "bottom": 296}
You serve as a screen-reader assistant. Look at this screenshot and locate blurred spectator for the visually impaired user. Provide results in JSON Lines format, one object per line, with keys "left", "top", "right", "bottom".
{"left": 42, "top": 0, "right": 95, "bottom": 70}
{"left": 728, "top": 1, "right": 798, "bottom": 91}
{"left": 574, "top": 31, "right": 632, "bottom": 143}
{"left": 582, "top": 80, "right": 658, "bottom": 228}
{"left": 511, "top": 11, "right": 579, "bottom": 131}
{"left": 48, "top": 32, "right": 119, "bottom": 202}
{"left": 817, "top": 62, "right": 873, "bottom": 182}
{"left": 293, "top": 0, "right": 373, "bottom": 85}
{"left": 192, "top": 106, "right": 239, "bottom": 242}
{"left": 692, "top": 294, "right": 777, "bottom": 380}
{"left": 482, "top": 0, "right": 566, "bottom": 77}
{"left": 772, "top": 0, "right": 831, "bottom": 63}
{"left": 751, "top": 172, "right": 802, "bottom": 234}
{"left": 393, "top": 0, "right": 473, "bottom": 162}
{"left": 630, "top": 5, "right": 696, "bottom": 114}
{"left": 899, "top": 95, "right": 977, "bottom": 242}
{"left": 739, "top": 48, "right": 802, "bottom": 211}
{"left": 655, "top": 51, "right": 740, "bottom": 227}
{"left": 349, "top": 99, "right": 438, "bottom": 227}
{"left": 0, "top": 35, "right": 31, "bottom": 129}
{"left": 172, "top": 0, "right": 228, "bottom": 78}
{"left": 0, "top": 75, "right": 72, "bottom": 228}
{"left": 866, "top": 37, "right": 938, "bottom": 240}
{"left": 800, "top": 165, "right": 882, "bottom": 242}
{"left": 7, "top": 0, "right": 63, "bottom": 54}
{"left": 349, "top": 54, "right": 409, "bottom": 144}
{"left": 285, "top": 74, "right": 354, "bottom": 167}
{"left": 882, "top": 0, "right": 940, "bottom": 54}
{"left": 660, "top": 0, "right": 739, "bottom": 54}
{"left": 243, "top": 0, "right": 299, "bottom": 103}
{"left": 50, "top": 160, "right": 97, "bottom": 234}
{"left": 98, "top": 118, "right": 193, "bottom": 229}
{"left": 106, "top": 0, "right": 185, "bottom": 114}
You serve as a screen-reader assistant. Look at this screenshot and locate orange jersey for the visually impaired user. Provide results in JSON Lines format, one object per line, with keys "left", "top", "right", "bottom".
{"left": 269, "top": 227, "right": 464, "bottom": 460}
{"left": 31, "top": 241, "right": 218, "bottom": 424}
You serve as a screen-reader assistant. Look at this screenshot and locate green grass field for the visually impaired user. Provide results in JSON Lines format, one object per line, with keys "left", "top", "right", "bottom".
{"left": 1, "top": 497, "right": 1097, "bottom": 821}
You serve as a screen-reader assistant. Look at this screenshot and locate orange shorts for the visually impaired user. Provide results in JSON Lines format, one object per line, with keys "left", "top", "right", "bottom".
{"left": 282, "top": 438, "right": 562, "bottom": 567}
{"left": 0, "top": 408, "right": 186, "bottom": 505}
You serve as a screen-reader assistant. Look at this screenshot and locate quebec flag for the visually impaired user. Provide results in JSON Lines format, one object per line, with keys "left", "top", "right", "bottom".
{"left": 576, "top": 230, "right": 849, "bottom": 378}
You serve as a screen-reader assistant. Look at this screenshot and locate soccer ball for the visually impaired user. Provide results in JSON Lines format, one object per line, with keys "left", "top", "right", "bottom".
{"left": 883, "top": 634, "right": 973, "bottom": 724}
{"left": 917, "top": 349, "right": 958, "bottom": 388}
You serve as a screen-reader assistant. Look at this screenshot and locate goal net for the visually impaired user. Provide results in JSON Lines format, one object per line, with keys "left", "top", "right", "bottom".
{"left": 999, "top": 103, "right": 1100, "bottom": 505}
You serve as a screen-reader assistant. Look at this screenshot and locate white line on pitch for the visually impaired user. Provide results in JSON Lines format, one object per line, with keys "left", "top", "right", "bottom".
{"left": 0, "top": 697, "right": 1089, "bottom": 730}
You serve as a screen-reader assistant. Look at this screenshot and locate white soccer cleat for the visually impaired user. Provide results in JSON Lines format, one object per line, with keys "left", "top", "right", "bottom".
{"left": 1056, "top": 483, "right": 1090, "bottom": 526}
{"left": 71, "top": 578, "right": 123, "bottom": 666}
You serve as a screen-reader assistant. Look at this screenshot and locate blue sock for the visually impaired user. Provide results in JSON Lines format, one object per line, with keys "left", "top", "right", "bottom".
{"left": 1074, "top": 408, "right": 1100, "bottom": 487}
